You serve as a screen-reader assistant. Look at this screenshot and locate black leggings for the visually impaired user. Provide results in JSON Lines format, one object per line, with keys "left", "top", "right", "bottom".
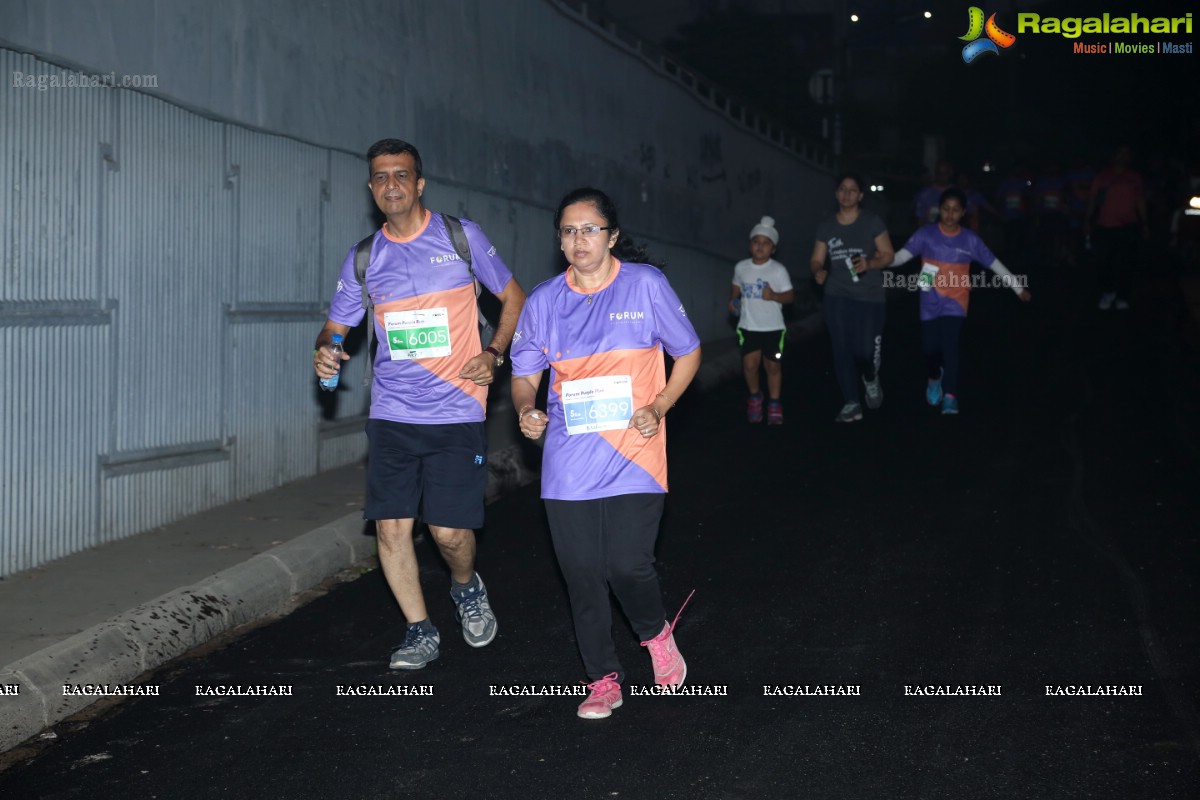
{"left": 545, "top": 494, "right": 667, "bottom": 683}
{"left": 921, "top": 316, "right": 966, "bottom": 396}
{"left": 823, "top": 294, "right": 886, "bottom": 404}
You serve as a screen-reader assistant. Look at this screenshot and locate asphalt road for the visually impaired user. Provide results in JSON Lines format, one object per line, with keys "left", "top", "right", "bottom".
{"left": 3, "top": 255, "right": 1198, "bottom": 799}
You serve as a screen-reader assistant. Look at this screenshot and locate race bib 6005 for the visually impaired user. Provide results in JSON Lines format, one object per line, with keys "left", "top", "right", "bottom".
{"left": 384, "top": 308, "right": 451, "bottom": 361}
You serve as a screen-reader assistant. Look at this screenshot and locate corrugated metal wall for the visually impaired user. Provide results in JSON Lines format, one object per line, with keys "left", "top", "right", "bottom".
{"left": 225, "top": 128, "right": 329, "bottom": 496}
{"left": 0, "top": 49, "right": 375, "bottom": 576}
{"left": 2, "top": 50, "right": 114, "bottom": 573}
{"left": 99, "top": 92, "right": 230, "bottom": 544}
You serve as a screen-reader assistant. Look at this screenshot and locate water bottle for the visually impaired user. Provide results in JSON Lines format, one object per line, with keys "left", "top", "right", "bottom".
{"left": 319, "top": 334, "right": 344, "bottom": 392}
{"left": 845, "top": 256, "right": 860, "bottom": 284}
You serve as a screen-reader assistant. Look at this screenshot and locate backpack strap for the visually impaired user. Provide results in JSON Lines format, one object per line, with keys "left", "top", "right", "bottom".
{"left": 354, "top": 233, "right": 375, "bottom": 387}
{"left": 442, "top": 214, "right": 494, "bottom": 344}
{"left": 442, "top": 213, "right": 473, "bottom": 273}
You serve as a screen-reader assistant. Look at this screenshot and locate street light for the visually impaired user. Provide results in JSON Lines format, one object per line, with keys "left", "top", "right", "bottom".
{"left": 832, "top": 8, "right": 935, "bottom": 170}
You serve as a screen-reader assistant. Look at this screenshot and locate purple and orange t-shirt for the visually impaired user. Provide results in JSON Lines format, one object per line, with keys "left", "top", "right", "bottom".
{"left": 900, "top": 224, "right": 998, "bottom": 321}
{"left": 1033, "top": 176, "right": 1068, "bottom": 216}
{"left": 996, "top": 177, "right": 1031, "bottom": 220}
{"left": 511, "top": 260, "right": 700, "bottom": 501}
{"left": 327, "top": 211, "right": 513, "bottom": 424}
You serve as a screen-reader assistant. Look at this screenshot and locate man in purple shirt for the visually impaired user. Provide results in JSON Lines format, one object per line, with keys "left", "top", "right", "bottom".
{"left": 313, "top": 139, "right": 526, "bottom": 670}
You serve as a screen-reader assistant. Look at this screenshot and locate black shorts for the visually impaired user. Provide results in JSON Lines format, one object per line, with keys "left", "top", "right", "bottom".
{"left": 737, "top": 328, "right": 786, "bottom": 360}
{"left": 365, "top": 419, "right": 487, "bottom": 529}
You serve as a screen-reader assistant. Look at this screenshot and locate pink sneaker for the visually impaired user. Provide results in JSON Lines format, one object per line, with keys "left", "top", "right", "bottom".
{"left": 577, "top": 673, "right": 623, "bottom": 720}
{"left": 640, "top": 590, "right": 695, "bottom": 687}
{"left": 746, "top": 393, "right": 763, "bottom": 423}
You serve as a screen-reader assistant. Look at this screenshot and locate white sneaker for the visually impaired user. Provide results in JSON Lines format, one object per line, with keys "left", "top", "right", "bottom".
{"left": 862, "top": 376, "right": 883, "bottom": 410}
{"left": 1114, "top": 298, "right": 1129, "bottom": 310}
{"left": 835, "top": 403, "right": 863, "bottom": 423}
{"left": 1098, "top": 292, "right": 1116, "bottom": 310}
{"left": 452, "top": 573, "right": 498, "bottom": 648}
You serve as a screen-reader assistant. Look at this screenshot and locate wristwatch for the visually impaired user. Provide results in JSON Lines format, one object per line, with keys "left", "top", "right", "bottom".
{"left": 484, "top": 346, "right": 505, "bottom": 367}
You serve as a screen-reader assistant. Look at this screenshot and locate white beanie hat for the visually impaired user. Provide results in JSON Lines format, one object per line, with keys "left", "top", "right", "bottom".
{"left": 750, "top": 215, "right": 779, "bottom": 245}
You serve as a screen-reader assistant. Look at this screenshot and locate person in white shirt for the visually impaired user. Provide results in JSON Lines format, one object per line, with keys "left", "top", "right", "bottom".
{"left": 729, "top": 216, "right": 794, "bottom": 425}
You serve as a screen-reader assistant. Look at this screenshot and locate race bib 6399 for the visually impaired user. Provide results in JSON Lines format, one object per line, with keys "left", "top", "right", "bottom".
{"left": 561, "top": 375, "right": 634, "bottom": 435}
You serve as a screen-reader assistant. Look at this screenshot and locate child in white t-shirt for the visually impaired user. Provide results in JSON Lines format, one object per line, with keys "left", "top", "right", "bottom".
{"left": 729, "top": 216, "right": 794, "bottom": 424}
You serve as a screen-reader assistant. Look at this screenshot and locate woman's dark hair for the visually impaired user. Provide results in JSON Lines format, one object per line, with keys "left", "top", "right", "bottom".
{"left": 834, "top": 172, "right": 866, "bottom": 194}
{"left": 366, "top": 138, "right": 423, "bottom": 178}
{"left": 554, "top": 187, "right": 658, "bottom": 266}
{"left": 938, "top": 187, "right": 968, "bottom": 209}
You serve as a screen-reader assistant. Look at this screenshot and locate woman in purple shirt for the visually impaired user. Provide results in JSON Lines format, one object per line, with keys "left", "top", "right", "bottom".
{"left": 510, "top": 188, "right": 702, "bottom": 720}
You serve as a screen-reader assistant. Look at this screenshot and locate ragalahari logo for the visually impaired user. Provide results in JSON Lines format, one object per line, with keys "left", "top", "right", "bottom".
{"left": 960, "top": 7, "right": 1017, "bottom": 62}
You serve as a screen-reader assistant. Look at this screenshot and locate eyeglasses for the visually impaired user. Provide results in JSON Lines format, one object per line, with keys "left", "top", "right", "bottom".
{"left": 559, "top": 225, "right": 611, "bottom": 238}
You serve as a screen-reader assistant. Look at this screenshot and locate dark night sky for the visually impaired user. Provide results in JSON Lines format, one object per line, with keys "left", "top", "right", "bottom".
{"left": 603, "top": 0, "right": 1199, "bottom": 174}
{"left": 892, "top": 0, "right": 1199, "bottom": 164}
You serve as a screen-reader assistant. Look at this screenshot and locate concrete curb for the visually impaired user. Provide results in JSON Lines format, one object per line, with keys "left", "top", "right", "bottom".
{"left": 0, "top": 312, "right": 823, "bottom": 753}
{"left": 0, "top": 513, "right": 372, "bottom": 753}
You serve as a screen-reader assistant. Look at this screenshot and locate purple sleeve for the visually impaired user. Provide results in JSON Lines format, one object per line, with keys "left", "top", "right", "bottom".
{"left": 650, "top": 270, "right": 701, "bottom": 358}
{"left": 900, "top": 226, "right": 928, "bottom": 258}
{"left": 328, "top": 243, "right": 367, "bottom": 327}
{"left": 463, "top": 221, "right": 515, "bottom": 296}
{"left": 967, "top": 230, "right": 997, "bottom": 265}
{"left": 510, "top": 293, "right": 548, "bottom": 377}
